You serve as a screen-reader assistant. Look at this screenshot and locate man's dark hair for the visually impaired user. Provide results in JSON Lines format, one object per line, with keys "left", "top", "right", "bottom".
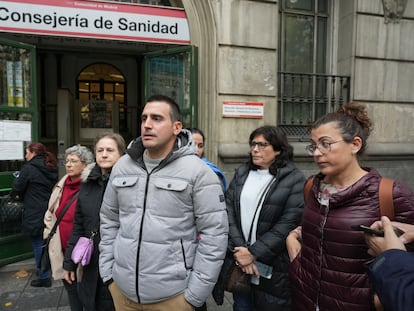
{"left": 146, "top": 95, "right": 182, "bottom": 122}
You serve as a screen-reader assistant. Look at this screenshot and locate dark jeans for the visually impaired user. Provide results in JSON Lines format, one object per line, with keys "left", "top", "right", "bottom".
{"left": 63, "top": 279, "right": 83, "bottom": 311}
{"left": 233, "top": 292, "right": 254, "bottom": 311}
{"left": 94, "top": 279, "right": 115, "bottom": 311}
{"left": 31, "top": 235, "right": 50, "bottom": 279}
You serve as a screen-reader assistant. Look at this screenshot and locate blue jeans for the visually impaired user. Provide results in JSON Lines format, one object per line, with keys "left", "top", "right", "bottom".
{"left": 31, "top": 235, "right": 50, "bottom": 279}
{"left": 233, "top": 292, "right": 254, "bottom": 311}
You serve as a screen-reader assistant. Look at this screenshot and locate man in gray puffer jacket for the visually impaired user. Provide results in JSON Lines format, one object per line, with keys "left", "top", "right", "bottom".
{"left": 99, "top": 95, "right": 228, "bottom": 310}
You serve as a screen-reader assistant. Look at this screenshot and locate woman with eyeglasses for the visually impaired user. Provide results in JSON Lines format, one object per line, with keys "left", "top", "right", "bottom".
{"left": 11, "top": 142, "right": 58, "bottom": 288}
{"left": 62, "top": 133, "right": 126, "bottom": 311}
{"left": 286, "top": 101, "right": 414, "bottom": 311}
{"left": 213, "top": 125, "right": 306, "bottom": 311}
{"left": 44, "top": 144, "right": 93, "bottom": 311}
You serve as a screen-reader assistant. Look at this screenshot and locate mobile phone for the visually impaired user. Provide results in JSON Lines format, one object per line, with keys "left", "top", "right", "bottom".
{"left": 351, "top": 225, "right": 385, "bottom": 237}
{"left": 351, "top": 224, "right": 405, "bottom": 237}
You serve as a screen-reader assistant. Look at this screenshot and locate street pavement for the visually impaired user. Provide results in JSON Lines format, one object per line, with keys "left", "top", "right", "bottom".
{"left": 0, "top": 258, "right": 233, "bottom": 311}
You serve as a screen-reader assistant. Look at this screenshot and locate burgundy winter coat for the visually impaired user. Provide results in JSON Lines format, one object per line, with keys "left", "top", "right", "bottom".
{"left": 289, "top": 168, "right": 414, "bottom": 311}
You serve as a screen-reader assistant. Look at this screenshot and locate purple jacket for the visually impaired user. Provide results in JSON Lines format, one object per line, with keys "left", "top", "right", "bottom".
{"left": 289, "top": 168, "right": 414, "bottom": 311}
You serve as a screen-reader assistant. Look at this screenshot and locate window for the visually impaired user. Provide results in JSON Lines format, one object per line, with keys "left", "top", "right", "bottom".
{"left": 77, "top": 63, "right": 127, "bottom": 132}
{"left": 278, "top": 0, "right": 349, "bottom": 139}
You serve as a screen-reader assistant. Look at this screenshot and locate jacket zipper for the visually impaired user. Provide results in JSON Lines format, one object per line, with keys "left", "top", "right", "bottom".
{"left": 135, "top": 172, "right": 151, "bottom": 303}
{"left": 180, "top": 239, "right": 189, "bottom": 269}
{"left": 316, "top": 202, "right": 330, "bottom": 311}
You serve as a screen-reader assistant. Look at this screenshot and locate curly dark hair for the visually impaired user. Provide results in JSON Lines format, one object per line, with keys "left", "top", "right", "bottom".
{"left": 312, "top": 101, "right": 372, "bottom": 155}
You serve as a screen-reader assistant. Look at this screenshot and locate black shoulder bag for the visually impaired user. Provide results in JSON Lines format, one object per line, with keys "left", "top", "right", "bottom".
{"left": 40, "top": 192, "right": 79, "bottom": 273}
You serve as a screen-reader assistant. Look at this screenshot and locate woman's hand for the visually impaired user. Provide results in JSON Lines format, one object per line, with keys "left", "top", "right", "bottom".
{"left": 63, "top": 270, "right": 76, "bottom": 284}
{"left": 286, "top": 229, "right": 302, "bottom": 262}
{"left": 241, "top": 262, "right": 260, "bottom": 277}
{"left": 233, "top": 246, "right": 255, "bottom": 267}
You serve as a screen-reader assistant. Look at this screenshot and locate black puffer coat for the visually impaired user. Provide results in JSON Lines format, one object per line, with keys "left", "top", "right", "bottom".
{"left": 12, "top": 155, "right": 58, "bottom": 237}
{"left": 63, "top": 163, "right": 113, "bottom": 311}
{"left": 213, "top": 161, "right": 305, "bottom": 310}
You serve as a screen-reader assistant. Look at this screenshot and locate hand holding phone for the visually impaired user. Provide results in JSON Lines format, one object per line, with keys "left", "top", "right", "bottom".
{"left": 351, "top": 224, "right": 405, "bottom": 237}
{"left": 351, "top": 225, "right": 385, "bottom": 237}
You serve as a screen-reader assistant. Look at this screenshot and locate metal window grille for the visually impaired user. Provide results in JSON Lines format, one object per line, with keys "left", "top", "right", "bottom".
{"left": 278, "top": 71, "right": 350, "bottom": 140}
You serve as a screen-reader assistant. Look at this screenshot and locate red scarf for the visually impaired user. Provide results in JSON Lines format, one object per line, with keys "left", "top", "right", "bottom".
{"left": 56, "top": 177, "right": 81, "bottom": 252}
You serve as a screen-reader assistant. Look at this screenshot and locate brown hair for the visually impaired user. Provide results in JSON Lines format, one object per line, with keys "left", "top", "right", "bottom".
{"left": 312, "top": 101, "right": 373, "bottom": 155}
{"left": 94, "top": 132, "right": 126, "bottom": 155}
{"left": 26, "top": 142, "right": 58, "bottom": 169}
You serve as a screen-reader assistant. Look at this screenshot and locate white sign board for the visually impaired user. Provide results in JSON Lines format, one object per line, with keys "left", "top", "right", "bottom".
{"left": 0, "top": 0, "right": 190, "bottom": 44}
{"left": 0, "top": 141, "right": 24, "bottom": 160}
{"left": 222, "top": 101, "right": 264, "bottom": 119}
{"left": 0, "top": 120, "right": 32, "bottom": 141}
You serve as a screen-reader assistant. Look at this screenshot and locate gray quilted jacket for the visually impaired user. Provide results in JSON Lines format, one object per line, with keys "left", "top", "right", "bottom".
{"left": 99, "top": 130, "right": 228, "bottom": 307}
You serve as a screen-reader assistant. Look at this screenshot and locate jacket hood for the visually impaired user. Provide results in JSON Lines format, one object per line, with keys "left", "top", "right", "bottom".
{"left": 81, "top": 162, "right": 96, "bottom": 182}
{"left": 126, "top": 129, "right": 197, "bottom": 164}
{"left": 29, "top": 155, "right": 58, "bottom": 180}
{"left": 80, "top": 162, "right": 108, "bottom": 183}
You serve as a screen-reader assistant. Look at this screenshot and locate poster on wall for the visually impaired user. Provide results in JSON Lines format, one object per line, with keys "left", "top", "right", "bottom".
{"left": 0, "top": 141, "right": 24, "bottom": 160}
{"left": 6, "top": 61, "right": 24, "bottom": 107}
{"left": 222, "top": 101, "right": 264, "bottom": 119}
{"left": 0, "top": 120, "right": 32, "bottom": 141}
{"left": 0, "top": 120, "right": 31, "bottom": 160}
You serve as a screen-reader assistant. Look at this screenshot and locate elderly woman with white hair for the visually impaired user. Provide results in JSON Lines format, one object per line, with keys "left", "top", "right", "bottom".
{"left": 44, "top": 144, "right": 94, "bottom": 311}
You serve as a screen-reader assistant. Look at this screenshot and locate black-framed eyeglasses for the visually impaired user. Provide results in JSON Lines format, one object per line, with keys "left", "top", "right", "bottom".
{"left": 249, "top": 141, "right": 270, "bottom": 150}
{"left": 305, "top": 140, "right": 344, "bottom": 155}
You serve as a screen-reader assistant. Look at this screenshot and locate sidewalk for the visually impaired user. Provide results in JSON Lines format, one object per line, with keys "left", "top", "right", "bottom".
{"left": 0, "top": 258, "right": 233, "bottom": 311}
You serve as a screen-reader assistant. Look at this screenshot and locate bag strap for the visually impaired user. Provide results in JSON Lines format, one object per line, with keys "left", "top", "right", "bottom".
{"left": 379, "top": 177, "right": 395, "bottom": 220}
{"left": 304, "top": 176, "right": 315, "bottom": 201}
{"left": 304, "top": 176, "right": 394, "bottom": 220}
{"left": 246, "top": 178, "right": 276, "bottom": 246}
{"left": 47, "top": 192, "right": 79, "bottom": 240}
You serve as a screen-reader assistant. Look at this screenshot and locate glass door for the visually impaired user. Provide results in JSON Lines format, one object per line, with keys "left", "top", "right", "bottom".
{"left": 0, "top": 38, "right": 38, "bottom": 173}
{"left": 0, "top": 38, "right": 36, "bottom": 266}
{"left": 144, "top": 46, "right": 198, "bottom": 128}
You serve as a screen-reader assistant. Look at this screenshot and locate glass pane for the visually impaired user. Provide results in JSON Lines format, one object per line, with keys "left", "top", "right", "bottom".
{"left": 318, "top": 0, "right": 328, "bottom": 13}
{"left": 79, "top": 93, "right": 89, "bottom": 100}
{"left": 90, "top": 82, "right": 100, "bottom": 93}
{"left": 80, "top": 101, "right": 112, "bottom": 129}
{"left": 104, "top": 83, "right": 113, "bottom": 92}
{"left": 0, "top": 45, "right": 31, "bottom": 108}
{"left": 148, "top": 51, "right": 191, "bottom": 112}
{"left": 103, "top": 94, "right": 114, "bottom": 101}
{"left": 115, "top": 94, "right": 124, "bottom": 102}
{"left": 78, "top": 82, "right": 89, "bottom": 93}
{"left": 115, "top": 83, "right": 124, "bottom": 93}
{"left": 316, "top": 18, "right": 327, "bottom": 73}
{"left": 285, "top": 0, "right": 314, "bottom": 11}
{"left": 284, "top": 14, "right": 314, "bottom": 73}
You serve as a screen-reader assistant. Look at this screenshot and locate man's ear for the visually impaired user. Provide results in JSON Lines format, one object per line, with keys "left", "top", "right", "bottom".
{"left": 173, "top": 121, "right": 182, "bottom": 135}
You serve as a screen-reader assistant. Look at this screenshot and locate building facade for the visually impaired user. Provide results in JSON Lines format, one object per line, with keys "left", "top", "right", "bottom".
{"left": 1, "top": 0, "right": 413, "bottom": 264}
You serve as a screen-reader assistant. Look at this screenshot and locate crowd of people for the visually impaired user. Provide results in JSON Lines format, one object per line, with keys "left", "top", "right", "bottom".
{"left": 10, "top": 95, "right": 414, "bottom": 311}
